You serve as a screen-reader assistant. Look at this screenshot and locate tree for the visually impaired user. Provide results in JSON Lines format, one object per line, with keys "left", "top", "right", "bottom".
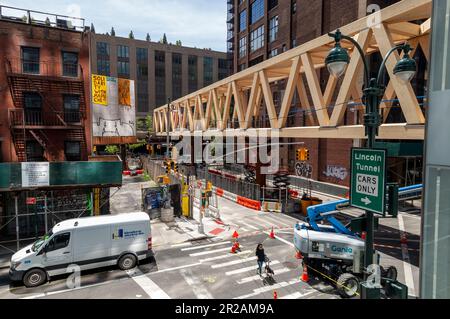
{"left": 176, "top": 40, "right": 182, "bottom": 46}
{"left": 129, "top": 30, "right": 134, "bottom": 39}
{"left": 145, "top": 115, "right": 153, "bottom": 132}
{"left": 162, "top": 33, "right": 168, "bottom": 44}
{"left": 105, "top": 145, "right": 120, "bottom": 155}
{"left": 111, "top": 27, "right": 116, "bottom": 36}
{"left": 146, "top": 33, "right": 151, "bottom": 41}
{"left": 90, "top": 23, "right": 95, "bottom": 33}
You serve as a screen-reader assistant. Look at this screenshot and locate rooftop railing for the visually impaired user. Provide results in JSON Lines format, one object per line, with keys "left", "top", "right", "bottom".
{"left": 0, "top": 5, "right": 85, "bottom": 32}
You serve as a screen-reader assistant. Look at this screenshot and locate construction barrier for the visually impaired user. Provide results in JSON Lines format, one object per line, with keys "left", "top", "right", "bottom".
{"left": 237, "top": 196, "right": 261, "bottom": 211}
{"left": 261, "top": 201, "right": 282, "bottom": 213}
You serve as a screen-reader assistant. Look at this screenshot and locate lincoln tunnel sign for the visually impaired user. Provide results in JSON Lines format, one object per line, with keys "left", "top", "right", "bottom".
{"left": 350, "top": 148, "right": 386, "bottom": 215}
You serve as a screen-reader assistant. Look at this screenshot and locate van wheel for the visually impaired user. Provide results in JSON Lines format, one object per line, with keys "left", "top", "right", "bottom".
{"left": 23, "top": 269, "right": 47, "bottom": 288}
{"left": 337, "top": 273, "right": 360, "bottom": 298}
{"left": 118, "top": 254, "right": 137, "bottom": 270}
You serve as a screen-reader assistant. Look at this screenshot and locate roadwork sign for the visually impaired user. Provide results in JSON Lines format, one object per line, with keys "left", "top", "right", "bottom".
{"left": 350, "top": 148, "right": 386, "bottom": 215}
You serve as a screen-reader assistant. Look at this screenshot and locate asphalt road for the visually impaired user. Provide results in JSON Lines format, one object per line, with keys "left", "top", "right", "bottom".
{"left": 0, "top": 230, "right": 340, "bottom": 299}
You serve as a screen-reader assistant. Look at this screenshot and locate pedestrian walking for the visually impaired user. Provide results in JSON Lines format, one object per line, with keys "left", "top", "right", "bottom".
{"left": 255, "top": 243, "right": 266, "bottom": 275}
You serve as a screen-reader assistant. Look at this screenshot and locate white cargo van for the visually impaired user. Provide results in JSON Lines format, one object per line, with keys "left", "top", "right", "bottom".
{"left": 9, "top": 212, "right": 152, "bottom": 288}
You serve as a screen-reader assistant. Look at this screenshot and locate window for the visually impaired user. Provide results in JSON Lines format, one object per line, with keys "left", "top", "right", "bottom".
{"left": 250, "top": 0, "right": 265, "bottom": 24}
{"left": 218, "top": 59, "right": 229, "bottom": 80}
{"left": 63, "top": 95, "right": 80, "bottom": 123}
{"left": 172, "top": 53, "right": 183, "bottom": 99}
{"left": 269, "top": 0, "right": 278, "bottom": 10}
{"left": 137, "top": 80, "right": 149, "bottom": 113}
{"left": 117, "top": 45, "right": 129, "bottom": 58}
{"left": 136, "top": 48, "right": 148, "bottom": 78}
{"left": 203, "top": 57, "right": 213, "bottom": 86}
{"left": 23, "top": 92, "right": 42, "bottom": 125}
{"left": 97, "top": 42, "right": 110, "bottom": 76}
{"left": 249, "top": 55, "right": 264, "bottom": 67}
{"left": 21, "top": 47, "right": 40, "bottom": 74}
{"left": 269, "top": 16, "right": 279, "bottom": 42}
{"left": 188, "top": 55, "right": 198, "bottom": 93}
{"left": 155, "top": 51, "right": 166, "bottom": 106}
{"left": 117, "top": 45, "right": 130, "bottom": 78}
{"left": 62, "top": 51, "right": 78, "bottom": 77}
{"left": 118, "top": 61, "right": 130, "bottom": 77}
{"left": 239, "top": 10, "right": 247, "bottom": 32}
{"left": 250, "top": 25, "right": 265, "bottom": 52}
{"left": 239, "top": 36, "right": 247, "bottom": 58}
{"left": 65, "top": 142, "right": 81, "bottom": 161}
{"left": 46, "top": 233, "right": 71, "bottom": 252}
{"left": 136, "top": 47, "right": 148, "bottom": 62}
{"left": 269, "top": 48, "right": 279, "bottom": 58}
{"left": 26, "top": 141, "right": 44, "bottom": 162}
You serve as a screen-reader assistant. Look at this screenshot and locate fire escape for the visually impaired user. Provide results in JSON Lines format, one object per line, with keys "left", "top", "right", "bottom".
{"left": 5, "top": 58, "right": 87, "bottom": 162}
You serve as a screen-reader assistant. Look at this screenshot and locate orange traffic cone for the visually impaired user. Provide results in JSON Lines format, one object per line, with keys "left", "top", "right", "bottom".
{"left": 273, "top": 291, "right": 278, "bottom": 299}
{"left": 230, "top": 244, "right": 237, "bottom": 253}
{"left": 295, "top": 251, "right": 303, "bottom": 259}
{"left": 301, "top": 264, "right": 309, "bottom": 282}
{"left": 269, "top": 227, "right": 275, "bottom": 239}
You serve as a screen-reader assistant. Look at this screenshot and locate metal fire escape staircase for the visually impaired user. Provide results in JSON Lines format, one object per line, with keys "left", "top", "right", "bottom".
{"left": 5, "top": 59, "right": 87, "bottom": 161}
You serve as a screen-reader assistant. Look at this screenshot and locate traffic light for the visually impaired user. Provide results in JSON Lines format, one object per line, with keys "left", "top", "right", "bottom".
{"left": 296, "top": 148, "right": 307, "bottom": 161}
{"left": 296, "top": 149, "right": 302, "bottom": 161}
{"left": 173, "top": 162, "right": 178, "bottom": 173}
{"left": 165, "top": 161, "right": 171, "bottom": 174}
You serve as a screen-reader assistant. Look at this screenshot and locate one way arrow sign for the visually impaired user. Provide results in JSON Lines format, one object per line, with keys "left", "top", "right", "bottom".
{"left": 361, "top": 197, "right": 372, "bottom": 205}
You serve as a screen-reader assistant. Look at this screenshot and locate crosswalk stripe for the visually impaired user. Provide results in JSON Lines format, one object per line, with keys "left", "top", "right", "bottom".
{"left": 280, "top": 291, "right": 315, "bottom": 299}
{"left": 234, "top": 278, "right": 301, "bottom": 299}
{"left": 264, "top": 214, "right": 292, "bottom": 228}
{"left": 190, "top": 246, "right": 237, "bottom": 257}
{"left": 182, "top": 241, "right": 229, "bottom": 251}
{"left": 199, "top": 250, "right": 251, "bottom": 263}
{"left": 264, "top": 231, "right": 295, "bottom": 247}
{"left": 240, "top": 227, "right": 249, "bottom": 232}
{"left": 239, "top": 221, "right": 259, "bottom": 230}
{"left": 126, "top": 268, "right": 171, "bottom": 299}
{"left": 236, "top": 267, "right": 291, "bottom": 284}
{"left": 225, "top": 260, "right": 280, "bottom": 276}
{"left": 180, "top": 268, "right": 213, "bottom": 299}
{"left": 252, "top": 216, "right": 274, "bottom": 228}
{"left": 211, "top": 256, "right": 256, "bottom": 269}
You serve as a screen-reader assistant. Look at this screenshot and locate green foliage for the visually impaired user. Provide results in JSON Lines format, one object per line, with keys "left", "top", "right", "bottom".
{"left": 129, "top": 30, "right": 134, "bottom": 39}
{"left": 105, "top": 145, "right": 119, "bottom": 154}
{"left": 128, "top": 142, "right": 146, "bottom": 150}
{"left": 145, "top": 115, "right": 153, "bottom": 132}
{"left": 111, "top": 27, "right": 116, "bottom": 36}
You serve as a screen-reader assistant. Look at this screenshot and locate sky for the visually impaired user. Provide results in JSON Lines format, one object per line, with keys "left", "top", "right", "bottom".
{"left": 1, "top": 0, "right": 228, "bottom": 51}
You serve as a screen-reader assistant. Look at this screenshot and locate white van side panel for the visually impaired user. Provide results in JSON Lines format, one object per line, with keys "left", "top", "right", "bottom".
{"left": 73, "top": 226, "right": 111, "bottom": 263}
{"left": 110, "top": 222, "right": 149, "bottom": 258}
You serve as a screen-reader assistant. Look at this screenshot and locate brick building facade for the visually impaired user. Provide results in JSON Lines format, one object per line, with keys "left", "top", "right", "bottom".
{"left": 0, "top": 11, "right": 91, "bottom": 163}
{"left": 227, "top": 0, "right": 426, "bottom": 188}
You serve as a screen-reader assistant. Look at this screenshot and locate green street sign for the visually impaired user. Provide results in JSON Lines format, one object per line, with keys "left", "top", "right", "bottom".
{"left": 350, "top": 148, "right": 387, "bottom": 215}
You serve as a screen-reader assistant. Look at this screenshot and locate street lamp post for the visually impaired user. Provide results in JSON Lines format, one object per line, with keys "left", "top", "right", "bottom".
{"left": 325, "top": 29, "right": 417, "bottom": 297}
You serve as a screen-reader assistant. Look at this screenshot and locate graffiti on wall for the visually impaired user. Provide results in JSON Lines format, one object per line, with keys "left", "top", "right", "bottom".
{"left": 323, "top": 165, "right": 348, "bottom": 181}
